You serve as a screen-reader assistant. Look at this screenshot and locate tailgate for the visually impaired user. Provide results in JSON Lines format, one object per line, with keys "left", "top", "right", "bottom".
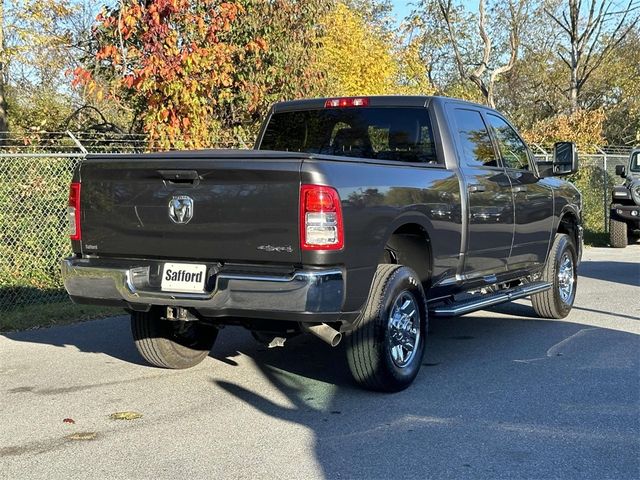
{"left": 79, "top": 151, "right": 305, "bottom": 264}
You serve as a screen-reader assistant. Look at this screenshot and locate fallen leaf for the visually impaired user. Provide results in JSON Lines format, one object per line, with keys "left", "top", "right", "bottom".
{"left": 109, "top": 411, "right": 142, "bottom": 421}
{"left": 62, "top": 418, "right": 75, "bottom": 424}
{"left": 66, "top": 432, "right": 97, "bottom": 441}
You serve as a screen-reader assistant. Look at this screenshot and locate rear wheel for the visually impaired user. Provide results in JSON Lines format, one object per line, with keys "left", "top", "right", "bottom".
{"left": 609, "top": 218, "right": 628, "bottom": 248}
{"left": 532, "top": 233, "right": 577, "bottom": 319}
{"left": 346, "top": 264, "right": 428, "bottom": 392}
{"left": 131, "top": 308, "right": 218, "bottom": 369}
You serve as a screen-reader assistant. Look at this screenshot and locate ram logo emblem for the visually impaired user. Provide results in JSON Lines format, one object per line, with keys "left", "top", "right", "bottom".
{"left": 168, "top": 195, "right": 194, "bottom": 224}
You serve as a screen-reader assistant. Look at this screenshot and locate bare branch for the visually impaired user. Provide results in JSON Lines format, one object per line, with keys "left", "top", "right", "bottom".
{"left": 472, "top": 0, "right": 491, "bottom": 80}
{"left": 558, "top": 51, "right": 572, "bottom": 69}
{"left": 437, "top": 0, "right": 467, "bottom": 81}
{"left": 117, "top": 0, "right": 129, "bottom": 77}
{"left": 549, "top": 0, "right": 640, "bottom": 111}
{"left": 580, "top": 19, "right": 639, "bottom": 88}
{"left": 487, "top": 0, "right": 526, "bottom": 107}
{"left": 545, "top": 9, "right": 572, "bottom": 35}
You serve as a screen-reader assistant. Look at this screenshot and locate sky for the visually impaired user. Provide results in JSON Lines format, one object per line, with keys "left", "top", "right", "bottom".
{"left": 391, "top": 0, "right": 414, "bottom": 20}
{"left": 391, "top": 0, "right": 480, "bottom": 22}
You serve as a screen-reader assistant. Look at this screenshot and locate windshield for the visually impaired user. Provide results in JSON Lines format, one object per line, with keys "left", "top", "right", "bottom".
{"left": 631, "top": 151, "right": 640, "bottom": 172}
{"left": 259, "top": 107, "right": 438, "bottom": 164}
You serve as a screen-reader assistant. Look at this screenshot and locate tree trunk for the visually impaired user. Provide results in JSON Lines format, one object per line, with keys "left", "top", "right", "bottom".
{"left": 0, "top": 0, "right": 7, "bottom": 135}
{"left": 0, "top": 70, "right": 7, "bottom": 134}
{"left": 569, "top": 70, "right": 578, "bottom": 113}
{"left": 569, "top": 19, "right": 579, "bottom": 113}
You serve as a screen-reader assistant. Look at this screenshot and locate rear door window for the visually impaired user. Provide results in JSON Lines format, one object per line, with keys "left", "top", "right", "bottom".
{"left": 259, "top": 107, "right": 439, "bottom": 164}
{"left": 452, "top": 108, "right": 499, "bottom": 168}
{"left": 486, "top": 114, "right": 530, "bottom": 170}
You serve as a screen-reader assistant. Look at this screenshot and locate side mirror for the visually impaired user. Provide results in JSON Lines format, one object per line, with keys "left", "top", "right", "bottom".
{"left": 615, "top": 164, "right": 627, "bottom": 178}
{"left": 552, "top": 142, "right": 578, "bottom": 176}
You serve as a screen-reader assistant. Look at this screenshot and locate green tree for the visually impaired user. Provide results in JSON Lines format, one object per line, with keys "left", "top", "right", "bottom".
{"left": 0, "top": 0, "right": 78, "bottom": 132}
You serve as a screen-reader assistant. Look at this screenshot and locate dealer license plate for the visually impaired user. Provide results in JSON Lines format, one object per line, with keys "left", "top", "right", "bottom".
{"left": 161, "top": 263, "right": 207, "bottom": 293}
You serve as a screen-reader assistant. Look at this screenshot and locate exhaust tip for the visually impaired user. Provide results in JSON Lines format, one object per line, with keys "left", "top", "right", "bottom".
{"left": 304, "top": 323, "right": 342, "bottom": 347}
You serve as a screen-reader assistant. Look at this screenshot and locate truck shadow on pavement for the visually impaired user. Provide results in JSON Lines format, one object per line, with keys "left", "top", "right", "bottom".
{"left": 3, "top": 315, "right": 146, "bottom": 366}
{"left": 210, "top": 311, "right": 639, "bottom": 479}
{"left": 577, "top": 259, "right": 640, "bottom": 287}
{"left": 487, "top": 301, "right": 640, "bottom": 321}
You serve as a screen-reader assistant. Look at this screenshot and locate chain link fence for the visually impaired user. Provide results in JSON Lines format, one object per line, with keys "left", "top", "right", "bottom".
{"left": 0, "top": 131, "right": 243, "bottom": 314}
{"left": 0, "top": 133, "right": 635, "bottom": 314}
{"left": 531, "top": 144, "right": 632, "bottom": 235}
{"left": 0, "top": 152, "right": 83, "bottom": 311}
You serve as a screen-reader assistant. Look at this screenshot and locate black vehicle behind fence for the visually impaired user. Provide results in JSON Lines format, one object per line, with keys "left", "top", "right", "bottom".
{"left": 61, "top": 96, "right": 583, "bottom": 392}
{"left": 610, "top": 149, "right": 640, "bottom": 248}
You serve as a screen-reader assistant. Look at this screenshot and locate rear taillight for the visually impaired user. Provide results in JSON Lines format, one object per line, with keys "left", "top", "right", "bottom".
{"left": 324, "top": 97, "right": 369, "bottom": 108}
{"left": 300, "top": 185, "right": 344, "bottom": 250}
{"left": 68, "top": 182, "right": 81, "bottom": 241}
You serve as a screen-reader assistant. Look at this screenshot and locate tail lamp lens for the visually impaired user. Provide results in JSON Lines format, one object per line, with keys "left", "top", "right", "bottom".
{"left": 68, "top": 182, "right": 81, "bottom": 241}
{"left": 300, "top": 185, "right": 344, "bottom": 250}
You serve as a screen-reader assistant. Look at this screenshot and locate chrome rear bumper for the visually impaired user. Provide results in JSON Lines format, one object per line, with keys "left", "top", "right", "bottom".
{"left": 61, "top": 258, "right": 344, "bottom": 317}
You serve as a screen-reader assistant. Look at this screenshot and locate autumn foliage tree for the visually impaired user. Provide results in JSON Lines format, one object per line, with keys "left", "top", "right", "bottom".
{"left": 318, "top": 2, "right": 435, "bottom": 97}
{"left": 75, "top": 0, "right": 331, "bottom": 149}
{"left": 318, "top": 2, "right": 398, "bottom": 96}
{"left": 74, "top": 0, "right": 261, "bottom": 148}
{"left": 521, "top": 109, "right": 607, "bottom": 152}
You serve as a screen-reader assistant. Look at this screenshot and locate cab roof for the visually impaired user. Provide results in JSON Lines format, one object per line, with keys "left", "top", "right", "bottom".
{"left": 271, "top": 95, "right": 497, "bottom": 114}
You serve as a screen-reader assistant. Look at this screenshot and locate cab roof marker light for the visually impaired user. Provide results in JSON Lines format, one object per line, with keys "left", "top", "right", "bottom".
{"left": 324, "top": 97, "right": 370, "bottom": 108}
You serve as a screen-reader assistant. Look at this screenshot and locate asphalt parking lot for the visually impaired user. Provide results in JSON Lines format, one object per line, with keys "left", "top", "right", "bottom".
{"left": 1, "top": 246, "right": 639, "bottom": 479}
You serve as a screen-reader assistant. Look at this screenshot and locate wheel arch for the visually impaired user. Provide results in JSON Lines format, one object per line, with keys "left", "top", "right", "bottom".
{"left": 553, "top": 206, "right": 583, "bottom": 265}
{"left": 380, "top": 216, "right": 434, "bottom": 288}
{"left": 557, "top": 208, "right": 581, "bottom": 249}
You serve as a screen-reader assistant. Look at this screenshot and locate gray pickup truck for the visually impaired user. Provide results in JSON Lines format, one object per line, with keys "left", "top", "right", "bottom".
{"left": 61, "top": 96, "right": 582, "bottom": 392}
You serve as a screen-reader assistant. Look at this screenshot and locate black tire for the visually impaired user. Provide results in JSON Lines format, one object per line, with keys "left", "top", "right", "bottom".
{"left": 609, "top": 218, "right": 628, "bottom": 248}
{"left": 131, "top": 308, "right": 218, "bottom": 369}
{"left": 346, "top": 264, "right": 428, "bottom": 392}
{"left": 531, "top": 233, "right": 577, "bottom": 319}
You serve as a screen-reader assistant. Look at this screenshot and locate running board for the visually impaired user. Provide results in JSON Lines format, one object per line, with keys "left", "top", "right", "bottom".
{"left": 430, "top": 281, "right": 551, "bottom": 317}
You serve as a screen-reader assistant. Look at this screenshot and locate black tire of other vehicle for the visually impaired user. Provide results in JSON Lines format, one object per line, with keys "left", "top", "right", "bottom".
{"left": 346, "top": 264, "right": 428, "bottom": 392}
{"left": 609, "top": 218, "right": 628, "bottom": 248}
{"left": 532, "top": 233, "right": 577, "bottom": 319}
{"left": 131, "top": 309, "right": 218, "bottom": 369}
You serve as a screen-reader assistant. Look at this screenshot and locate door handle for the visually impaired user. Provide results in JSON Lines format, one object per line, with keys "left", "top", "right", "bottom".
{"left": 512, "top": 185, "right": 528, "bottom": 193}
{"left": 468, "top": 184, "right": 486, "bottom": 193}
{"left": 158, "top": 170, "right": 200, "bottom": 186}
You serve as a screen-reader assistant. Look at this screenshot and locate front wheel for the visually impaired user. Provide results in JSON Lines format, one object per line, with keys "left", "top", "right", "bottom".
{"left": 346, "top": 264, "right": 428, "bottom": 392}
{"left": 131, "top": 308, "right": 218, "bottom": 369}
{"left": 531, "top": 233, "right": 577, "bottom": 319}
{"left": 609, "top": 218, "right": 628, "bottom": 248}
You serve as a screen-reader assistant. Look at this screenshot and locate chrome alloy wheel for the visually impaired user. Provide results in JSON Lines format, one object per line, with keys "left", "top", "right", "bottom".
{"left": 557, "top": 252, "right": 575, "bottom": 304}
{"left": 387, "top": 291, "right": 421, "bottom": 368}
